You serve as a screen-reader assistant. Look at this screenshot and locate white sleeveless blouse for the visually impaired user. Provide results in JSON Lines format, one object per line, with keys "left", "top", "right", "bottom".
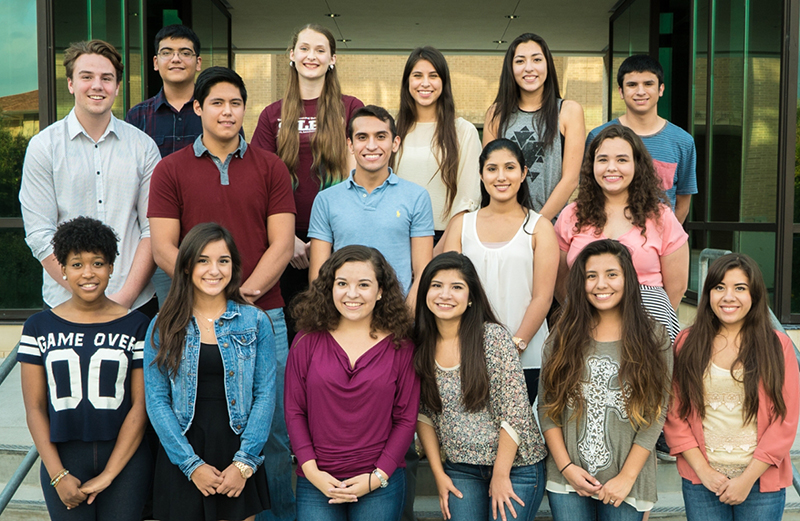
{"left": 461, "top": 208, "right": 548, "bottom": 368}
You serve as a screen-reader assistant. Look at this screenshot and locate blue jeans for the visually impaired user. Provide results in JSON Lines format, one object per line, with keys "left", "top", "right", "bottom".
{"left": 40, "top": 439, "right": 151, "bottom": 521}
{"left": 547, "top": 490, "right": 643, "bottom": 521}
{"left": 444, "top": 460, "right": 545, "bottom": 521}
{"left": 151, "top": 267, "right": 172, "bottom": 307}
{"left": 682, "top": 478, "right": 785, "bottom": 521}
{"left": 256, "top": 308, "right": 296, "bottom": 521}
{"left": 296, "top": 468, "right": 406, "bottom": 521}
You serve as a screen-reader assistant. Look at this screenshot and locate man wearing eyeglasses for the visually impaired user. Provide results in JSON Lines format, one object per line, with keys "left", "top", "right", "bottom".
{"left": 126, "top": 25, "right": 207, "bottom": 308}
{"left": 126, "top": 25, "right": 204, "bottom": 159}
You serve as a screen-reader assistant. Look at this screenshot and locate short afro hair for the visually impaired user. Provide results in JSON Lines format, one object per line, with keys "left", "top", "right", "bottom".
{"left": 52, "top": 217, "right": 119, "bottom": 266}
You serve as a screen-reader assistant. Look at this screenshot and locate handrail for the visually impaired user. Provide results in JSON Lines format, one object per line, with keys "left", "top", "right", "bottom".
{"left": 0, "top": 342, "right": 19, "bottom": 387}
{"left": 698, "top": 249, "right": 800, "bottom": 498}
{"left": 0, "top": 341, "right": 40, "bottom": 516}
{"left": 0, "top": 446, "right": 39, "bottom": 513}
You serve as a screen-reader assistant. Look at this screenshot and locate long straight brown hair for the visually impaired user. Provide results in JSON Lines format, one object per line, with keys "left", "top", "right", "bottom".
{"left": 489, "top": 33, "right": 560, "bottom": 148}
{"left": 277, "top": 24, "right": 347, "bottom": 190}
{"left": 151, "top": 223, "right": 248, "bottom": 377}
{"left": 540, "top": 239, "right": 670, "bottom": 429}
{"left": 395, "top": 47, "right": 460, "bottom": 219}
{"left": 674, "top": 254, "right": 786, "bottom": 424}
{"left": 413, "top": 252, "right": 499, "bottom": 413}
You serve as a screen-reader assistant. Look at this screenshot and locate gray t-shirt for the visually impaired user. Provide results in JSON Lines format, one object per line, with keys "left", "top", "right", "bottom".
{"left": 502, "top": 100, "right": 563, "bottom": 215}
{"left": 537, "top": 337, "right": 672, "bottom": 508}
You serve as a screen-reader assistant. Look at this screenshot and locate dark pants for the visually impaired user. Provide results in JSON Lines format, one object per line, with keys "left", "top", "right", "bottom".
{"left": 524, "top": 368, "right": 540, "bottom": 405}
{"left": 281, "top": 231, "right": 309, "bottom": 348}
{"left": 41, "top": 439, "right": 151, "bottom": 521}
{"left": 401, "top": 442, "right": 419, "bottom": 521}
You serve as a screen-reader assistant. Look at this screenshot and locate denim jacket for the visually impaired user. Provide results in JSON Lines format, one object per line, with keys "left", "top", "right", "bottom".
{"left": 144, "top": 300, "right": 276, "bottom": 479}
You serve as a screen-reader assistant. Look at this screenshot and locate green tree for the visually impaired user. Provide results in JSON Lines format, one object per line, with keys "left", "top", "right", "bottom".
{"left": 0, "top": 112, "right": 29, "bottom": 217}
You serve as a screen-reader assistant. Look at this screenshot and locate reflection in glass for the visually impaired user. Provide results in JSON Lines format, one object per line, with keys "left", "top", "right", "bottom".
{"left": 793, "top": 234, "right": 800, "bottom": 313}
{"left": 707, "top": 0, "right": 781, "bottom": 224}
{"left": 0, "top": 229, "right": 44, "bottom": 309}
{"left": 611, "top": 0, "right": 650, "bottom": 120}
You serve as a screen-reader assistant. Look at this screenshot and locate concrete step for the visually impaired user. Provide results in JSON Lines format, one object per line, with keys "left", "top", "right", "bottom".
{"left": 0, "top": 483, "right": 48, "bottom": 521}
{"left": 0, "top": 446, "right": 40, "bottom": 489}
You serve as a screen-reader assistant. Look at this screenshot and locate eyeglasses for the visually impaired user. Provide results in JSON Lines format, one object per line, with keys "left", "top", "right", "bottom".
{"left": 157, "top": 48, "right": 196, "bottom": 59}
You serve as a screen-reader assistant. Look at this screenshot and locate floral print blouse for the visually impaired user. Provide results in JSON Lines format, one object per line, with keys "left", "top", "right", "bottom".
{"left": 418, "top": 322, "right": 547, "bottom": 466}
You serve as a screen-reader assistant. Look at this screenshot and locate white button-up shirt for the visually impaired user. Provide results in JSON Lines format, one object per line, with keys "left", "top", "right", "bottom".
{"left": 20, "top": 109, "right": 160, "bottom": 308}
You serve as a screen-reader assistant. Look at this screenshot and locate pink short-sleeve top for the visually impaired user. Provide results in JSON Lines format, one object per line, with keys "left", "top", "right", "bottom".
{"left": 554, "top": 202, "right": 688, "bottom": 287}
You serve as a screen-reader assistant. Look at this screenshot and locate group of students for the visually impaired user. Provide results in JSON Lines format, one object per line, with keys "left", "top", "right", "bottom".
{"left": 15, "top": 20, "right": 799, "bottom": 521}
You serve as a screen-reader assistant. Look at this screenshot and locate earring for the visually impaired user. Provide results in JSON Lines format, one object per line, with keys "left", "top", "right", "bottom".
{"left": 290, "top": 60, "right": 295, "bottom": 67}
{"left": 62, "top": 275, "right": 67, "bottom": 280}
{"left": 468, "top": 301, "right": 473, "bottom": 307}
{"left": 377, "top": 294, "right": 382, "bottom": 300}
{"left": 329, "top": 64, "right": 334, "bottom": 70}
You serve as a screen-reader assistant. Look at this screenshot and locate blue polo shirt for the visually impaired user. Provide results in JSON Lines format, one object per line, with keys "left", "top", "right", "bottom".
{"left": 308, "top": 170, "right": 434, "bottom": 294}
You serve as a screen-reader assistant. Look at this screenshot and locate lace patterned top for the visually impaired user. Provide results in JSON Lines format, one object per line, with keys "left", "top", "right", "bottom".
{"left": 702, "top": 363, "right": 757, "bottom": 478}
{"left": 538, "top": 338, "right": 673, "bottom": 511}
{"left": 418, "top": 323, "right": 547, "bottom": 467}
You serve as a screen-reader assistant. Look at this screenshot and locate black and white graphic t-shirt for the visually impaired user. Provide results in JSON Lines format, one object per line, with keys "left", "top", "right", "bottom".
{"left": 17, "top": 310, "right": 149, "bottom": 442}
{"left": 502, "top": 99, "right": 564, "bottom": 216}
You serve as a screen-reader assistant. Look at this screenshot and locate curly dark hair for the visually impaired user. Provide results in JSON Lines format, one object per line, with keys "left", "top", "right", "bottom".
{"left": 292, "top": 245, "right": 412, "bottom": 345}
{"left": 52, "top": 216, "right": 119, "bottom": 266}
{"left": 574, "top": 125, "right": 668, "bottom": 237}
{"left": 414, "top": 252, "right": 500, "bottom": 413}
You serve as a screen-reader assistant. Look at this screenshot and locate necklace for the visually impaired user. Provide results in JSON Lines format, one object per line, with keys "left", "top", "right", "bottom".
{"left": 193, "top": 307, "right": 225, "bottom": 333}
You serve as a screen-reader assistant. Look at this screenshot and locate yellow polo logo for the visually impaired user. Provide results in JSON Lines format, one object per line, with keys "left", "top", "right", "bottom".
{"left": 396, "top": 210, "right": 401, "bottom": 217}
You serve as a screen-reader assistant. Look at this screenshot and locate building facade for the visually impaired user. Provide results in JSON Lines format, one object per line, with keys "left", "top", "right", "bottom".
{"left": 2, "top": 0, "right": 799, "bottom": 324}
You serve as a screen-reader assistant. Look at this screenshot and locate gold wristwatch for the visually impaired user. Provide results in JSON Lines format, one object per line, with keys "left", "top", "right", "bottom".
{"left": 512, "top": 336, "right": 528, "bottom": 352}
{"left": 233, "top": 461, "right": 254, "bottom": 479}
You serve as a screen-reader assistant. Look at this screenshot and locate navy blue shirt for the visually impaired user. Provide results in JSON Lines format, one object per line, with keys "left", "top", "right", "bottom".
{"left": 126, "top": 89, "right": 203, "bottom": 158}
{"left": 17, "top": 310, "right": 149, "bottom": 442}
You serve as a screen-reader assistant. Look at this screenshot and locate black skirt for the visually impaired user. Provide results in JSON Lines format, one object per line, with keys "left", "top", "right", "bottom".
{"left": 153, "top": 343, "right": 270, "bottom": 521}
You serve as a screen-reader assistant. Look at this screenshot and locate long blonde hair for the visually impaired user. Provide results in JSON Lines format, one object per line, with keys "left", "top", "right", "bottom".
{"left": 277, "top": 24, "right": 347, "bottom": 190}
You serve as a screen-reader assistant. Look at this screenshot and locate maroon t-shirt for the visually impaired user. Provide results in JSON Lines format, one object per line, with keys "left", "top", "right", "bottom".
{"left": 148, "top": 144, "right": 296, "bottom": 310}
{"left": 251, "top": 95, "right": 364, "bottom": 232}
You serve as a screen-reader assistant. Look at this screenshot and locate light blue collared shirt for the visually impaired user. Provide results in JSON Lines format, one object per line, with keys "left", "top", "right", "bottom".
{"left": 307, "top": 169, "right": 434, "bottom": 294}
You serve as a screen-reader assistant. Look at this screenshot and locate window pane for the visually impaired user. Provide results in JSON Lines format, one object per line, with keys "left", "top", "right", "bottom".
{"left": 0, "top": 0, "right": 39, "bottom": 219}
{"left": 54, "top": 2, "right": 89, "bottom": 120}
{"left": 792, "top": 234, "right": 800, "bottom": 313}
{"left": 611, "top": 0, "right": 650, "bottom": 120}
{"left": 687, "top": 231, "right": 705, "bottom": 294}
{"left": 742, "top": 0, "right": 781, "bottom": 224}
{"left": 693, "top": 0, "right": 709, "bottom": 223}
{"left": 0, "top": 229, "right": 43, "bottom": 309}
{"left": 708, "top": 0, "right": 745, "bottom": 223}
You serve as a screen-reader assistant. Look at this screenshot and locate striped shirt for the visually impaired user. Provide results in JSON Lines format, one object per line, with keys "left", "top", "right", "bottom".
{"left": 20, "top": 109, "right": 160, "bottom": 308}
{"left": 17, "top": 310, "right": 149, "bottom": 442}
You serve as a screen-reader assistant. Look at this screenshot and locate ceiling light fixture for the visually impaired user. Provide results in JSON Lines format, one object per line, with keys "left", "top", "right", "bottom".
{"left": 338, "top": 38, "right": 350, "bottom": 43}
{"left": 505, "top": 14, "right": 519, "bottom": 19}
{"left": 325, "top": 13, "right": 340, "bottom": 17}
{"left": 494, "top": 40, "right": 507, "bottom": 44}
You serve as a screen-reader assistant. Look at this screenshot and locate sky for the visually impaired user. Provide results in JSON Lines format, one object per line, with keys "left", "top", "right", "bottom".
{"left": 0, "top": 0, "right": 38, "bottom": 98}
